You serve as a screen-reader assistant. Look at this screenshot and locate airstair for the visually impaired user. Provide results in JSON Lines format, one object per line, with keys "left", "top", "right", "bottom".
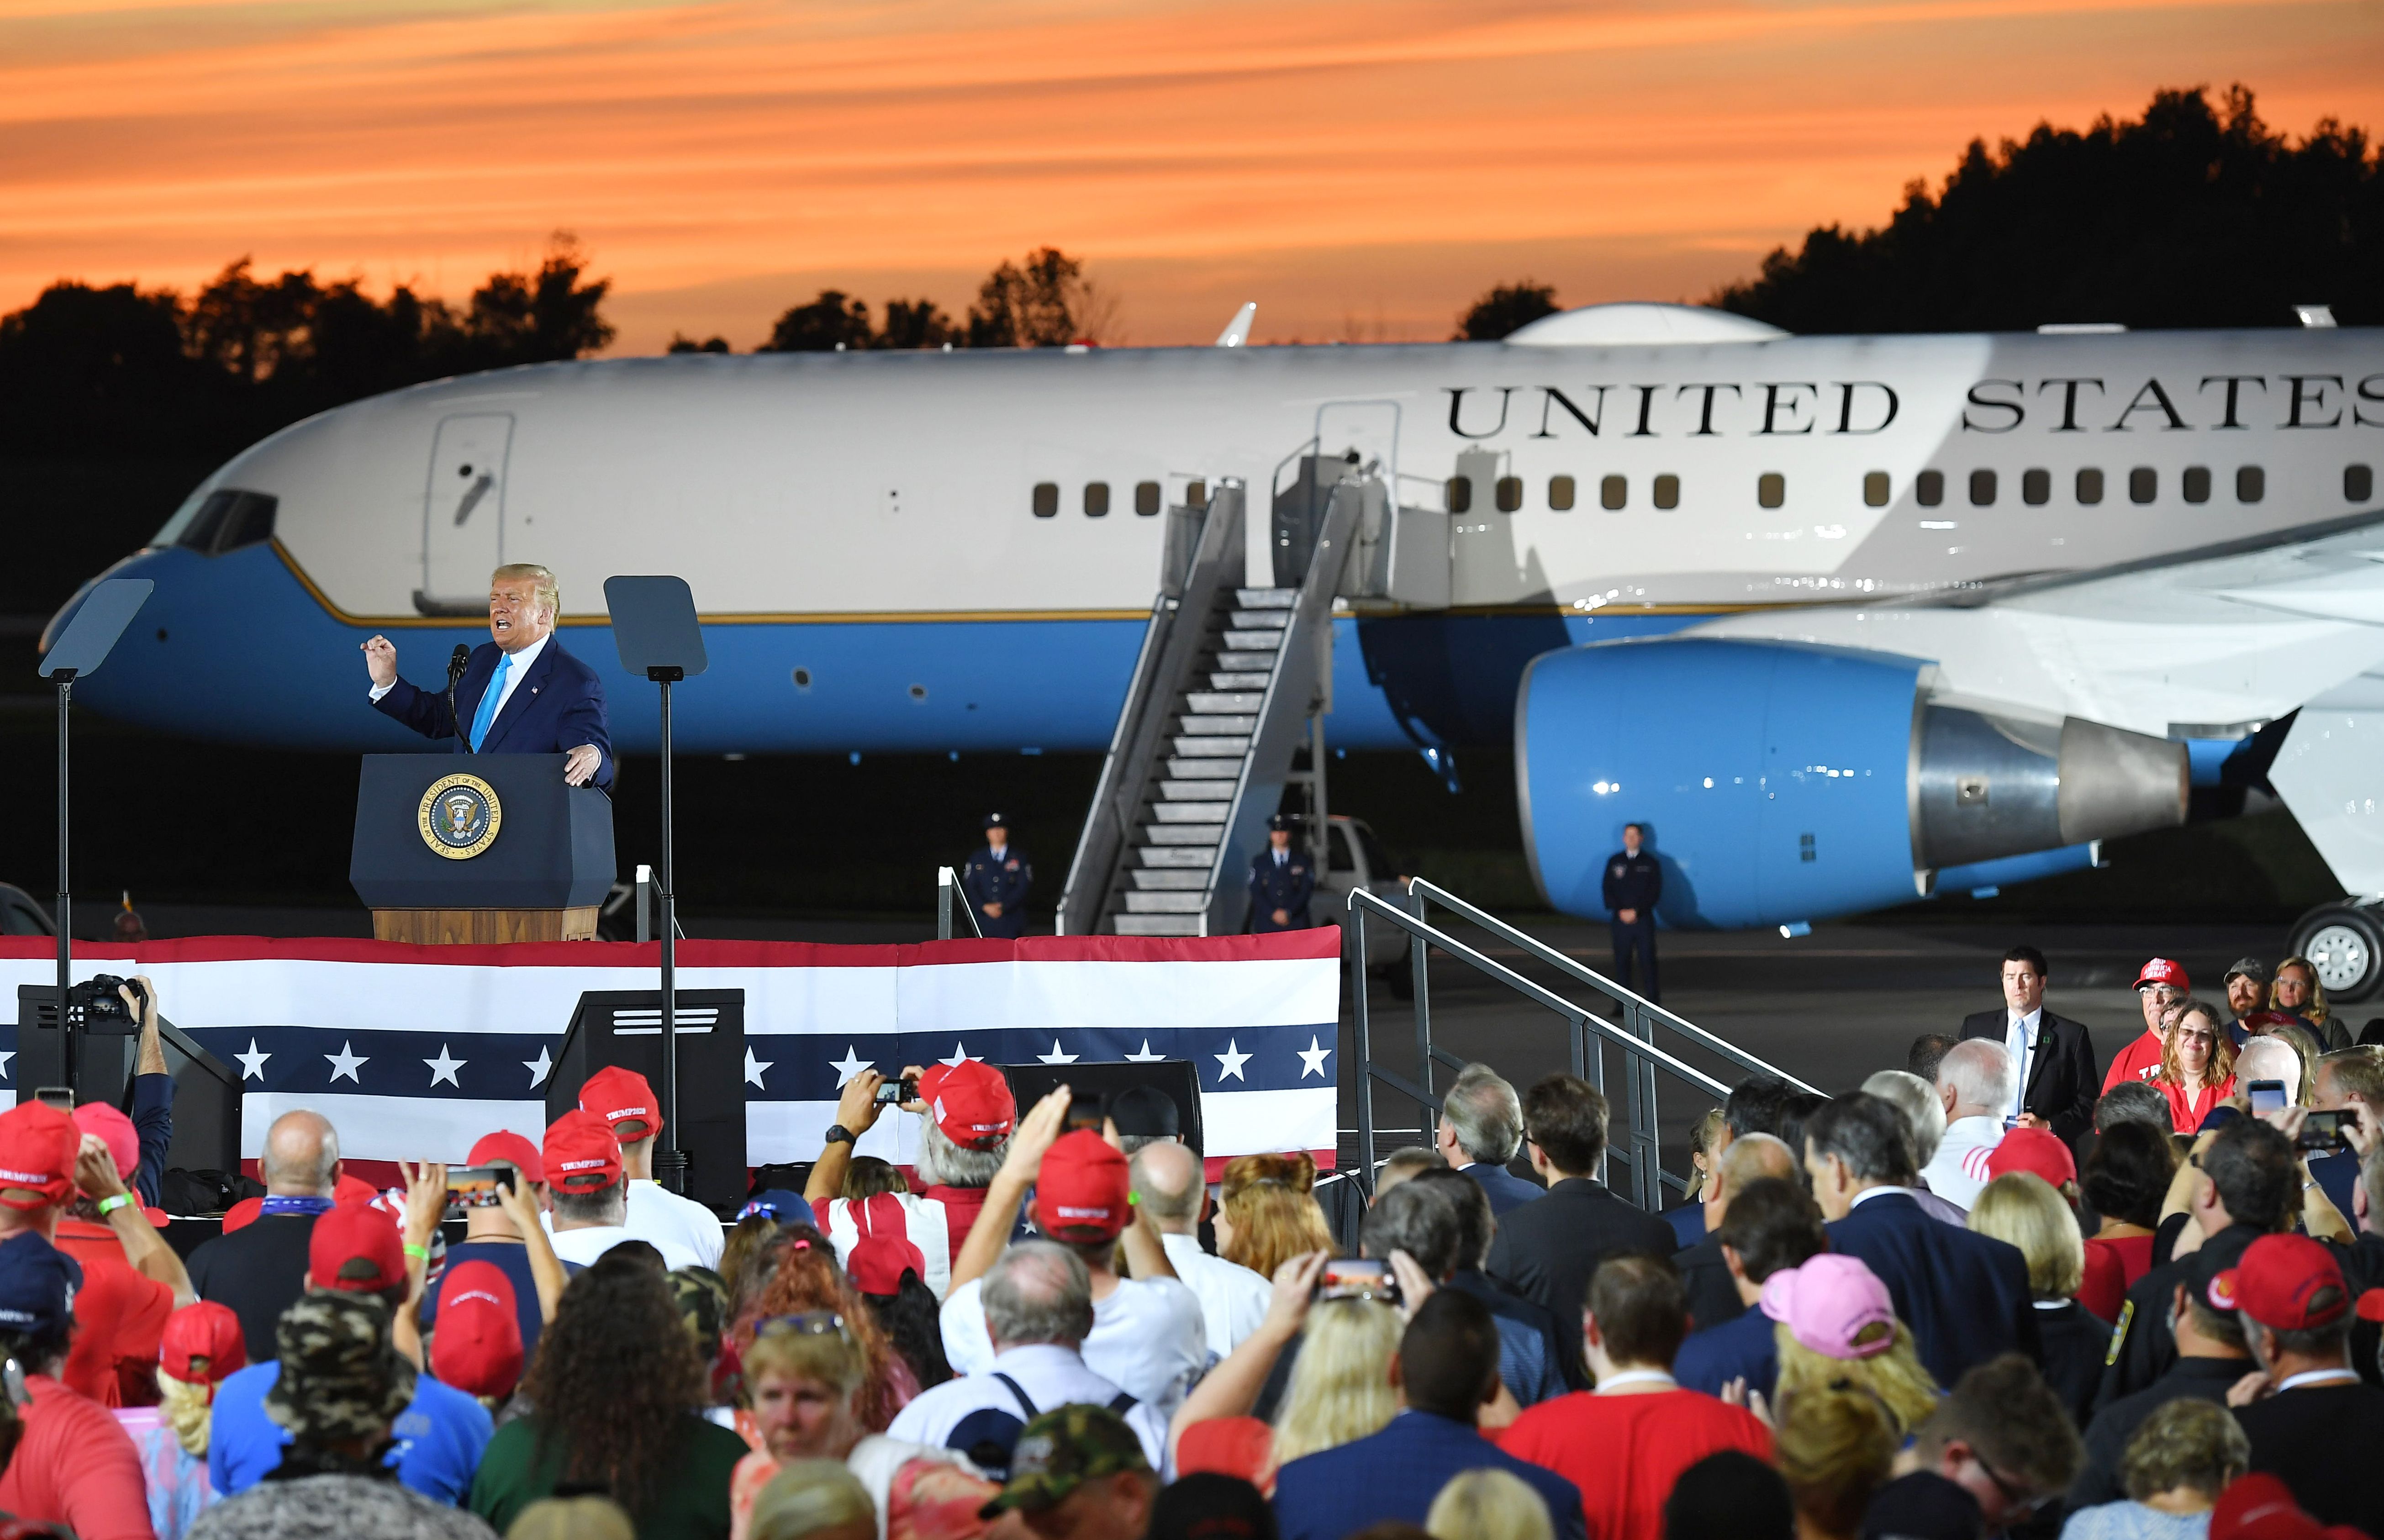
{"left": 1058, "top": 473, "right": 1371, "bottom": 937}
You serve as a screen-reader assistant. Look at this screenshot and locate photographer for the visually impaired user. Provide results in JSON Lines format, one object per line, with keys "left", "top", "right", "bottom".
{"left": 416, "top": 1133, "right": 575, "bottom": 1356}
{"left": 802, "top": 1068, "right": 955, "bottom": 1299}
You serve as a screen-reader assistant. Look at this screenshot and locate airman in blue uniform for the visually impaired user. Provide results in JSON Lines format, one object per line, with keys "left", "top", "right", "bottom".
{"left": 1603, "top": 822, "right": 1662, "bottom": 1002}
{"left": 1249, "top": 814, "right": 1317, "bottom": 933}
{"left": 960, "top": 812, "right": 1033, "bottom": 939}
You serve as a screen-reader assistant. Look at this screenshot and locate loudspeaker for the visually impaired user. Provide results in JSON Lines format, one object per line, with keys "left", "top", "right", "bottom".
{"left": 13, "top": 986, "right": 242, "bottom": 1176}
{"left": 1000, "top": 1059, "right": 1205, "bottom": 1153}
{"left": 549, "top": 989, "right": 748, "bottom": 1214}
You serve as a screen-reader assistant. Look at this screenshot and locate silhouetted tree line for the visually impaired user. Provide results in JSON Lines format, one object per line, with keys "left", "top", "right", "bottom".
{"left": 1455, "top": 280, "right": 1559, "bottom": 341}
{"left": 1715, "top": 85, "right": 2384, "bottom": 332}
{"left": 0, "top": 234, "right": 612, "bottom": 461}
{"left": 716, "top": 247, "right": 1119, "bottom": 353}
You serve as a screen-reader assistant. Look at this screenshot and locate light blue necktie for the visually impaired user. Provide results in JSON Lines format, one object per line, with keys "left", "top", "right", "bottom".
{"left": 468, "top": 653, "right": 511, "bottom": 750}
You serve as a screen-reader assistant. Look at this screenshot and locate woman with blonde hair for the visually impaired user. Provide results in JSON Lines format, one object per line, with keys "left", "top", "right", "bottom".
{"left": 121, "top": 1301, "right": 245, "bottom": 1540}
{"left": 1683, "top": 1109, "right": 1726, "bottom": 1203}
{"left": 1270, "top": 1296, "right": 1403, "bottom": 1465}
{"left": 2269, "top": 956, "right": 2339, "bottom": 1046}
{"left": 1215, "top": 1153, "right": 1336, "bottom": 1282}
{"left": 2153, "top": 1000, "right": 2237, "bottom": 1132}
{"left": 1426, "top": 1468, "right": 1554, "bottom": 1540}
{"left": 1773, "top": 1389, "right": 1897, "bottom": 1540}
{"left": 1757, "top": 1254, "right": 1941, "bottom": 1436}
{"left": 2060, "top": 1397, "right": 2247, "bottom": 1540}
{"left": 1968, "top": 1172, "right": 2104, "bottom": 1424}
{"left": 735, "top": 1229, "right": 918, "bottom": 1434}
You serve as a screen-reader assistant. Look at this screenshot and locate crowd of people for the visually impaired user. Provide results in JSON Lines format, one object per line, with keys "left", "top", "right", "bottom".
{"left": 3, "top": 949, "right": 2381, "bottom": 1540}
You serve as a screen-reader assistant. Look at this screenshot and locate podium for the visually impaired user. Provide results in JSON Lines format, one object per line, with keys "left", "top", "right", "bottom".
{"left": 350, "top": 754, "right": 615, "bottom": 943}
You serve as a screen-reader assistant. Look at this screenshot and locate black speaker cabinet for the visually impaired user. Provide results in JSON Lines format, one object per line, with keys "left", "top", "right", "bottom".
{"left": 548, "top": 989, "right": 747, "bottom": 1214}
{"left": 14, "top": 985, "right": 243, "bottom": 1176}
{"left": 1000, "top": 1059, "right": 1205, "bottom": 1154}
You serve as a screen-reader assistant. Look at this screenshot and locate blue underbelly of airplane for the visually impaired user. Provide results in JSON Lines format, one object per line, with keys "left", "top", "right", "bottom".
{"left": 65, "top": 543, "right": 1707, "bottom": 758}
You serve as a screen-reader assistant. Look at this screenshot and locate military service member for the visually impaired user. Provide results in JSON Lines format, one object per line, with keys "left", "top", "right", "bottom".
{"left": 1603, "top": 822, "right": 1662, "bottom": 1002}
{"left": 960, "top": 813, "right": 1033, "bottom": 939}
{"left": 1248, "top": 813, "right": 1316, "bottom": 933}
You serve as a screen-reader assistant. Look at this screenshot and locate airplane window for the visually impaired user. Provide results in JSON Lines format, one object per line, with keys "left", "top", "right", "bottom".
{"left": 1969, "top": 469, "right": 1996, "bottom": 506}
{"left": 1549, "top": 475, "right": 1576, "bottom": 511}
{"left": 1032, "top": 482, "right": 1059, "bottom": 517}
{"left": 2022, "top": 469, "right": 2050, "bottom": 506}
{"left": 2183, "top": 466, "right": 2212, "bottom": 504}
{"left": 1495, "top": 476, "right": 1523, "bottom": 513}
{"left": 1916, "top": 470, "right": 1944, "bottom": 507}
{"left": 1085, "top": 482, "right": 1110, "bottom": 517}
{"left": 1187, "top": 480, "right": 1208, "bottom": 508}
{"left": 2350, "top": 464, "right": 2375, "bottom": 502}
{"left": 174, "top": 489, "right": 279, "bottom": 557}
{"left": 1134, "top": 481, "right": 1161, "bottom": 516}
{"left": 1447, "top": 477, "right": 1473, "bottom": 514}
{"left": 1601, "top": 475, "right": 1626, "bottom": 511}
{"left": 1863, "top": 471, "right": 1889, "bottom": 507}
{"left": 2078, "top": 468, "right": 2104, "bottom": 505}
{"left": 2130, "top": 467, "right": 2157, "bottom": 504}
{"left": 1654, "top": 474, "right": 1681, "bottom": 510}
{"left": 2237, "top": 466, "right": 2264, "bottom": 503}
{"left": 1757, "top": 473, "right": 1785, "bottom": 509}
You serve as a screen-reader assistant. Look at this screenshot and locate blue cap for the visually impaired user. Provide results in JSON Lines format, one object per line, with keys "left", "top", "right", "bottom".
{"left": 738, "top": 1190, "right": 816, "bottom": 1229}
{"left": 0, "top": 1233, "right": 80, "bottom": 1339}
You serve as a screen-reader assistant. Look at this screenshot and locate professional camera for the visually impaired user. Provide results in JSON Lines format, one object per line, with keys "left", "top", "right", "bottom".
{"left": 66, "top": 973, "right": 146, "bottom": 1029}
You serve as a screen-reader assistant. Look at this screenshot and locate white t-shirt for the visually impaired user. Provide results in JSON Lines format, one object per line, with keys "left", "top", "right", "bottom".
{"left": 886, "top": 1343, "right": 1171, "bottom": 1474}
{"left": 1919, "top": 1115, "right": 2006, "bottom": 1209}
{"left": 1159, "top": 1233, "right": 1269, "bottom": 1360}
{"left": 625, "top": 1179, "right": 725, "bottom": 1268}
{"left": 824, "top": 1193, "right": 953, "bottom": 1301}
{"left": 547, "top": 1221, "right": 703, "bottom": 1271}
{"left": 940, "top": 1273, "right": 1207, "bottom": 1414}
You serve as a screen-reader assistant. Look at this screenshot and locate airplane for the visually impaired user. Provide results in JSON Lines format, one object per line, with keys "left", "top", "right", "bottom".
{"left": 45, "top": 301, "right": 2384, "bottom": 996}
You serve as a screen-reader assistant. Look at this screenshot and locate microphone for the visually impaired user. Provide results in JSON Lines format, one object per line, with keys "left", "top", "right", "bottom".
{"left": 445, "top": 644, "right": 472, "bottom": 749}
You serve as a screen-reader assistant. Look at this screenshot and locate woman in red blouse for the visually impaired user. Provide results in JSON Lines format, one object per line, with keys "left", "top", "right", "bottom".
{"left": 2155, "top": 1000, "right": 2237, "bottom": 1136}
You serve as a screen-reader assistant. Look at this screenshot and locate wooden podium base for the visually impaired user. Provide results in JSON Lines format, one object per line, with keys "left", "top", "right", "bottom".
{"left": 372, "top": 907, "right": 599, "bottom": 944}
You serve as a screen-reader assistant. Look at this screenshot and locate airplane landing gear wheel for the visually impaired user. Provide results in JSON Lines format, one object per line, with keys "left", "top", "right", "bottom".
{"left": 2289, "top": 902, "right": 2384, "bottom": 1004}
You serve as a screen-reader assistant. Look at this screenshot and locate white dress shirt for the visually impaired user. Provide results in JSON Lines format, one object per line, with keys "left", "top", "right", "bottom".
{"left": 546, "top": 1220, "right": 702, "bottom": 1271}
{"left": 1919, "top": 1116, "right": 2007, "bottom": 1209}
{"left": 2004, "top": 1007, "right": 2041, "bottom": 1122}
{"left": 886, "top": 1342, "right": 1171, "bottom": 1472}
{"left": 624, "top": 1178, "right": 725, "bottom": 1269}
{"left": 1158, "top": 1232, "right": 1271, "bottom": 1360}
{"left": 941, "top": 1272, "right": 1208, "bottom": 1414}
{"left": 370, "top": 631, "right": 548, "bottom": 732}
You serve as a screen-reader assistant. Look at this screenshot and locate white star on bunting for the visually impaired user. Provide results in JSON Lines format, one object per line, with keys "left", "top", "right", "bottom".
{"left": 325, "top": 1041, "right": 368, "bottom": 1085}
{"left": 829, "top": 1046, "right": 870, "bottom": 1087}
{"left": 523, "top": 1046, "right": 553, "bottom": 1088}
{"left": 1124, "top": 1039, "right": 1166, "bottom": 1063}
{"left": 940, "top": 1042, "right": 974, "bottom": 1067}
{"left": 745, "top": 1047, "right": 774, "bottom": 1088}
{"left": 1297, "top": 1035, "right": 1332, "bottom": 1079}
{"left": 423, "top": 1044, "right": 465, "bottom": 1088}
{"left": 0, "top": 1050, "right": 14, "bottom": 1081}
{"left": 236, "top": 1039, "right": 270, "bottom": 1082}
{"left": 1037, "top": 1039, "right": 1079, "bottom": 1065}
{"left": 1214, "top": 1039, "right": 1251, "bottom": 1082}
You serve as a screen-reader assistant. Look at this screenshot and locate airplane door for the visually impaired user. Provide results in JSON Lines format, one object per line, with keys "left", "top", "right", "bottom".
{"left": 1316, "top": 400, "right": 1399, "bottom": 481}
{"left": 419, "top": 414, "right": 513, "bottom": 614}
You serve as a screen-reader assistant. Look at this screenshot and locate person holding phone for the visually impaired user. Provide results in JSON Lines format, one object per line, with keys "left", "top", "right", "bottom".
{"left": 416, "top": 1132, "right": 575, "bottom": 1356}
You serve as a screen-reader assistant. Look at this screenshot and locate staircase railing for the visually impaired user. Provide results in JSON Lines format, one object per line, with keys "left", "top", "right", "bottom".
{"left": 1346, "top": 881, "right": 1820, "bottom": 1211}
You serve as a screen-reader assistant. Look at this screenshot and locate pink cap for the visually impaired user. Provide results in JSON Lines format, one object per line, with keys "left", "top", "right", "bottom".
{"left": 70, "top": 1103, "right": 137, "bottom": 1185}
{"left": 1759, "top": 1253, "right": 1898, "bottom": 1360}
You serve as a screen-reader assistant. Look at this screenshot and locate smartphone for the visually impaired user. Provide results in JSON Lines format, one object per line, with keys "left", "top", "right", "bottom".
{"left": 875, "top": 1076, "right": 918, "bottom": 1106}
{"left": 1064, "top": 1092, "right": 1109, "bottom": 1133}
{"left": 32, "top": 1088, "right": 72, "bottom": 1113}
{"left": 445, "top": 1165, "right": 517, "bottom": 1209}
{"left": 1315, "top": 1258, "right": 1402, "bottom": 1305}
{"left": 2248, "top": 1079, "right": 2289, "bottom": 1117}
{"left": 2299, "top": 1109, "right": 2353, "bottom": 1151}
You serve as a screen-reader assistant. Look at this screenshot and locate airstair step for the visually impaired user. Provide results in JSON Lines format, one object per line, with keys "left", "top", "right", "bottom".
{"left": 1124, "top": 891, "right": 1206, "bottom": 913}
{"left": 1134, "top": 845, "right": 1213, "bottom": 868}
{"left": 1166, "top": 759, "right": 1241, "bottom": 781}
{"left": 1114, "top": 915, "right": 1203, "bottom": 937}
{"left": 1222, "top": 630, "right": 1286, "bottom": 651}
{"left": 1208, "top": 671, "right": 1270, "bottom": 690}
{"left": 1228, "top": 610, "right": 1291, "bottom": 630}
{"left": 1235, "top": 589, "right": 1297, "bottom": 608}
{"left": 1177, "top": 714, "right": 1257, "bottom": 735}
{"left": 1143, "top": 823, "right": 1224, "bottom": 845}
{"left": 1157, "top": 779, "right": 1229, "bottom": 800}
{"left": 1187, "top": 691, "right": 1263, "bottom": 713}
{"left": 1150, "top": 800, "right": 1229, "bottom": 823}
{"left": 1170, "top": 735, "right": 1250, "bottom": 757}
{"left": 1128, "top": 869, "right": 1206, "bottom": 891}
{"left": 1216, "top": 651, "right": 1279, "bottom": 672}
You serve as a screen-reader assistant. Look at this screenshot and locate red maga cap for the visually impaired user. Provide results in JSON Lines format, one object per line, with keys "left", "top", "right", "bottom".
{"left": 0, "top": 1103, "right": 80, "bottom": 1213}
{"left": 2136, "top": 958, "right": 2189, "bottom": 991}
{"left": 543, "top": 1109, "right": 624, "bottom": 1194}
{"left": 158, "top": 1300, "right": 246, "bottom": 1387}
{"left": 848, "top": 1231, "right": 930, "bottom": 1294}
{"left": 1986, "top": 1128, "right": 2077, "bottom": 1189}
{"left": 431, "top": 1260, "right": 524, "bottom": 1401}
{"left": 2220, "top": 1233, "right": 2350, "bottom": 1333}
{"left": 467, "top": 1131, "right": 545, "bottom": 1186}
{"left": 919, "top": 1060, "right": 1016, "bottom": 1151}
{"left": 1033, "top": 1129, "right": 1132, "bottom": 1241}
{"left": 580, "top": 1065, "right": 660, "bottom": 1141}
{"left": 308, "top": 1200, "right": 407, "bottom": 1294}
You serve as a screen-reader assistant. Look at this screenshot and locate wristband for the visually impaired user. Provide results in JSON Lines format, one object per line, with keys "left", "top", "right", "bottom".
{"left": 95, "top": 1193, "right": 133, "bottom": 1217}
{"left": 403, "top": 1242, "right": 430, "bottom": 1260}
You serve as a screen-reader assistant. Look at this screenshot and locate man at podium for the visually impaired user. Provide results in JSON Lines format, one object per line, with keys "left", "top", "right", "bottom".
{"left": 361, "top": 564, "right": 615, "bottom": 789}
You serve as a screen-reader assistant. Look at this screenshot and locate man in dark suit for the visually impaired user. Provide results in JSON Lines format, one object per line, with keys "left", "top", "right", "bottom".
{"left": 1271, "top": 1289, "right": 1584, "bottom": 1540}
{"left": 1957, "top": 944, "right": 2098, "bottom": 1141}
{"left": 1802, "top": 1092, "right": 2037, "bottom": 1386}
{"left": 185, "top": 1109, "right": 342, "bottom": 1361}
{"left": 362, "top": 563, "right": 614, "bottom": 789}
{"left": 1485, "top": 1073, "right": 1674, "bottom": 1387}
{"left": 1435, "top": 1063, "right": 1545, "bottom": 1216}
{"left": 1603, "top": 823, "right": 1662, "bottom": 1001}
{"left": 1672, "top": 1132, "right": 1801, "bottom": 1336}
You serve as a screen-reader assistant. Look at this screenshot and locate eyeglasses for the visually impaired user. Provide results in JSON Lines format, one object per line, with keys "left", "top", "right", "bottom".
{"left": 754, "top": 1311, "right": 848, "bottom": 1340}
{"left": 1969, "top": 1451, "right": 2055, "bottom": 1518}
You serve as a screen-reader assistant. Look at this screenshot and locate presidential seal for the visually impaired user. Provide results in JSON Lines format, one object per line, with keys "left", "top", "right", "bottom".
{"left": 418, "top": 773, "right": 501, "bottom": 860}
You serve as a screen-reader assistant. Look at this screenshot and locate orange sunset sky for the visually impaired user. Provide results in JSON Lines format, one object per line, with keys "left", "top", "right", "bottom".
{"left": 5, "top": 0, "right": 2382, "bottom": 353}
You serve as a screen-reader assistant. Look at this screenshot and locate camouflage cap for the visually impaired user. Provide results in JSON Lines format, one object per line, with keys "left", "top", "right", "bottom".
{"left": 978, "top": 1404, "right": 1151, "bottom": 1517}
{"left": 265, "top": 1291, "right": 417, "bottom": 1445}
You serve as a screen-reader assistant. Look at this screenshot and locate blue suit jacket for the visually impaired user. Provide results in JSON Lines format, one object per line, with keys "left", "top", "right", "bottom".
{"left": 1672, "top": 1301, "right": 1778, "bottom": 1400}
{"left": 374, "top": 637, "right": 614, "bottom": 789}
{"left": 1461, "top": 1161, "right": 1547, "bottom": 1218}
{"left": 1825, "top": 1191, "right": 2038, "bottom": 1386}
{"left": 1272, "top": 1410, "right": 1585, "bottom": 1540}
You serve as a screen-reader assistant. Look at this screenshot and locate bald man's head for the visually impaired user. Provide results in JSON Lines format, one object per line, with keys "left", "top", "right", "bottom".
{"left": 1129, "top": 1139, "right": 1204, "bottom": 1231}
{"left": 1708, "top": 1132, "right": 1797, "bottom": 1224}
{"left": 261, "top": 1110, "right": 340, "bottom": 1197}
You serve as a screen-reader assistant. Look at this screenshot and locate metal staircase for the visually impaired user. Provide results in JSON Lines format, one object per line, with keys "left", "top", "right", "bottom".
{"left": 1059, "top": 476, "right": 1365, "bottom": 937}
